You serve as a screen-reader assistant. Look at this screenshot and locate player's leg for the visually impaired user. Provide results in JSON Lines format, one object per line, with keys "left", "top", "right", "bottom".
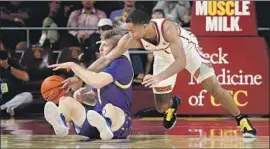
{"left": 86, "top": 103, "right": 114, "bottom": 140}
{"left": 87, "top": 103, "right": 131, "bottom": 139}
{"left": 153, "top": 93, "right": 181, "bottom": 130}
{"left": 152, "top": 56, "right": 182, "bottom": 129}
{"left": 44, "top": 101, "right": 69, "bottom": 136}
{"left": 44, "top": 96, "right": 86, "bottom": 136}
{"left": 197, "top": 63, "right": 256, "bottom": 138}
{"left": 102, "top": 103, "right": 131, "bottom": 139}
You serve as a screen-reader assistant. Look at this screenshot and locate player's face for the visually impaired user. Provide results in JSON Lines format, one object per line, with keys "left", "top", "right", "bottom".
{"left": 99, "top": 39, "right": 115, "bottom": 56}
{"left": 126, "top": 23, "right": 146, "bottom": 39}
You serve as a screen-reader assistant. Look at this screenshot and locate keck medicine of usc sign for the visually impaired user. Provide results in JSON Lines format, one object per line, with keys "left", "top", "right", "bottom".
{"left": 171, "top": 1, "right": 269, "bottom": 115}
{"left": 172, "top": 38, "right": 269, "bottom": 115}
{"left": 191, "top": 1, "right": 258, "bottom": 36}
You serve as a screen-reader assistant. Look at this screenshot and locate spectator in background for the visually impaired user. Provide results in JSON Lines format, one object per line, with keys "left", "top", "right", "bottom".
{"left": 109, "top": 0, "right": 136, "bottom": 30}
{"left": 153, "top": 1, "right": 190, "bottom": 26}
{"left": 39, "top": 1, "right": 74, "bottom": 50}
{"left": 0, "top": 1, "right": 30, "bottom": 51}
{"left": 91, "top": 18, "right": 114, "bottom": 59}
{"left": 0, "top": 41, "right": 33, "bottom": 117}
{"left": 67, "top": 0, "right": 106, "bottom": 45}
{"left": 182, "top": 8, "right": 191, "bottom": 27}
{"left": 151, "top": 9, "right": 165, "bottom": 19}
{"left": 39, "top": 1, "right": 62, "bottom": 48}
{"left": 79, "top": 18, "right": 114, "bottom": 67}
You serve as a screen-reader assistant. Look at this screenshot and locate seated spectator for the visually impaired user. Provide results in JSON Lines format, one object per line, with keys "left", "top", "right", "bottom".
{"left": 153, "top": 1, "right": 190, "bottom": 26}
{"left": 0, "top": 41, "right": 33, "bottom": 117}
{"left": 109, "top": 0, "right": 136, "bottom": 30}
{"left": 151, "top": 9, "right": 165, "bottom": 19}
{"left": 0, "top": 1, "right": 30, "bottom": 51}
{"left": 39, "top": 1, "right": 75, "bottom": 50}
{"left": 182, "top": 8, "right": 191, "bottom": 27}
{"left": 39, "top": 1, "right": 62, "bottom": 48}
{"left": 92, "top": 18, "right": 114, "bottom": 59}
{"left": 67, "top": 0, "right": 106, "bottom": 45}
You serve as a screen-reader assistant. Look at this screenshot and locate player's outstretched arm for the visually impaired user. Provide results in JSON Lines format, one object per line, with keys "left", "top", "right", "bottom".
{"left": 49, "top": 62, "right": 113, "bottom": 89}
{"left": 86, "top": 33, "right": 138, "bottom": 73}
{"left": 156, "top": 21, "right": 186, "bottom": 81}
{"left": 69, "top": 63, "right": 114, "bottom": 89}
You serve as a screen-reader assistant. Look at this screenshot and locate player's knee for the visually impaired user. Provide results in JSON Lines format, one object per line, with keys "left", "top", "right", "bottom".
{"left": 59, "top": 97, "right": 73, "bottom": 107}
{"left": 104, "top": 103, "right": 114, "bottom": 111}
{"left": 103, "top": 103, "right": 116, "bottom": 116}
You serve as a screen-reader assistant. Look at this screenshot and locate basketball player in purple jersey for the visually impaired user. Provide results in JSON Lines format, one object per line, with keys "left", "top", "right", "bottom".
{"left": 45, "top": 30, "right": 133, "bottom": 140}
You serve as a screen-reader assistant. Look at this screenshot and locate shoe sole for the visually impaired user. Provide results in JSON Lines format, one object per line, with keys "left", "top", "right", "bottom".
{"left": 44, "top": 102, "right": 68, "bottom": 137}
{"left": 87, "top": 110, "right": 113, "bottom": 140}
{"left": 164, "top": 118, "right": 177, "bottom": 130}
{"left": 243, "top": 132, "right": 256, "bottom": 138}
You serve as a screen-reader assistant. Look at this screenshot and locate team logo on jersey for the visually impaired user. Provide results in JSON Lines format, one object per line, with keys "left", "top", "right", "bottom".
{"left": 195, "top": 1, "right": 251, "bottom": 32}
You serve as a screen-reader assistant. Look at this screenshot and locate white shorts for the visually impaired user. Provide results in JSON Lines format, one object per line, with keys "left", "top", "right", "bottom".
{"left": 152, "top": 51, "right": 177, "bottom": 94}
{"left": 152, "top": 45, "right": 215, "bottom": 94}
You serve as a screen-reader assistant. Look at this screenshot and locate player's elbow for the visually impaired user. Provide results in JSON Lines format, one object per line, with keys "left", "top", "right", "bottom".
{"left": 90, "top": 82, "right": 104, "bottom": 89}
{"left": 175, "top": 57, "right": 186, "bottom": 70}
{"left": 86, "top": 78, "right": 106, "bottom": 89}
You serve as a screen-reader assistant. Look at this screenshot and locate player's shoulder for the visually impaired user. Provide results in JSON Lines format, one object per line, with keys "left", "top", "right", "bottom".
{"left": 113, "top": 55, "right": 130, "bottom": 64}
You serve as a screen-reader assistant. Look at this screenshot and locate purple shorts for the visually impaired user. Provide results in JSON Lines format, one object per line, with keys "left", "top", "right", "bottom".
{"left": 73, "top": 104, "right": 131, "bottom": 139}
{"left": 113, "top": 114, "right": 132, "bottom": 139}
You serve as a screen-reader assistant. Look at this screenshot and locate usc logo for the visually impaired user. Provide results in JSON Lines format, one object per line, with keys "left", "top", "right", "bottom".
{"left": 211, "top": 90, "right": 248, "bottom": 107}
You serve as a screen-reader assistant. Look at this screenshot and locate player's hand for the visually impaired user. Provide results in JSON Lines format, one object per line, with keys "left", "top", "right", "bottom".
{"left": 73, "top": 87, "right": 96, "bottom": 103}
{"left": 48, "top": 62, "right": 74, "bottom": 71}
{"left": 62, "top": 77, "right": 83, "bottom": 92}
{"left": 142, "top": 74, "right": 161, "bottom": 88}
{"left": 73, "top": 87, "right": 86, "bottom": 102}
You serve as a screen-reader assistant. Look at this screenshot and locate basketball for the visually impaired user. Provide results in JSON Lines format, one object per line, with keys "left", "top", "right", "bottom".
{"left": 41, "top": 75, "right": 66, "bottom": 104}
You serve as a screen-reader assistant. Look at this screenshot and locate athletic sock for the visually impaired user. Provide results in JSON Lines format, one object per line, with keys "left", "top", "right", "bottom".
{"left": 60, "top": 113, "right": 68, "bottom": 127}
{"left": 235, "top": 113, "right": 244, "bottom": 126}
{"left": 105, "top": 117, "right": 112, "bottom": 127}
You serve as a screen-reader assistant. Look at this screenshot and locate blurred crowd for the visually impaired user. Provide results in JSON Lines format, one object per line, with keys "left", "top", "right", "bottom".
{"left": 0, "top": 1, "right": 192, "bottom": 116}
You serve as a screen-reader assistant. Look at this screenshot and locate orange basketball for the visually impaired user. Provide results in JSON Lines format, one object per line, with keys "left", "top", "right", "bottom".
{"left": 41, "top": 75, "right": 66, "bottom": 104}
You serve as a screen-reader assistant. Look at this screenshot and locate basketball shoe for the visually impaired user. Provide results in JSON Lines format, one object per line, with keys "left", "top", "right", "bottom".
{"left": 163, "top": 96, "right": 182, "bottom": 130}
{"left": 237, "top": 116, "right": 257, "bottom": 138}
{"left": 44, "top": 102, "right": 69, "bottom": 136}
{"left": 87, "top": 110, "right": 114, "bottom": 140}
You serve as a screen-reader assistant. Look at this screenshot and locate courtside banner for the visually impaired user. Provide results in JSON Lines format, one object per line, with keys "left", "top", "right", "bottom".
{"left": 172, "top": 37, "right": 269, "bottom": 115}
{"left": 191, "top": 1, "right": 258, "bottom": 36}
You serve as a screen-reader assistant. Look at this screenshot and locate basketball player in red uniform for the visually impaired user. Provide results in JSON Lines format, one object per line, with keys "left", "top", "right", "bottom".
{"left": 64, "top": 9, "right": 256, "bottom": 138}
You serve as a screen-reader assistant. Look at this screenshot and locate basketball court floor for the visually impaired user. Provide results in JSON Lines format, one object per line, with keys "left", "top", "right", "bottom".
{"left": 1, "top": 117, "right": 269, "bottom": 148}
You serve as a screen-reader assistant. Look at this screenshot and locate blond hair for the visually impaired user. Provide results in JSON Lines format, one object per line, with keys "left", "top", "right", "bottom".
{"left": 100, "top": 29, "right": 122, "bottom": 40}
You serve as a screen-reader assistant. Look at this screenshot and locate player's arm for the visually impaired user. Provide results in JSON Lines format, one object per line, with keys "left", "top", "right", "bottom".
{"left": 156, "top": 20, "right": 186, "bottom": 81}
{"left": 86, "top": 33, "right": 141, "bottom": 72}
{"left": 69, "top": 62, "right": 113, "bottom": 89}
